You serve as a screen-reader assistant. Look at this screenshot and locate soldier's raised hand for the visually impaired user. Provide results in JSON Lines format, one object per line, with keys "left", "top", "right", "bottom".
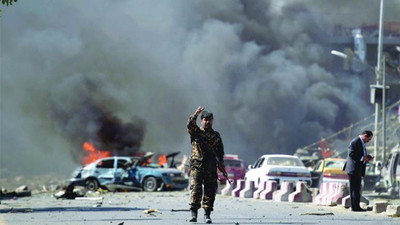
{"left": 194, "top": 106, "right": 205, "bottom": 116}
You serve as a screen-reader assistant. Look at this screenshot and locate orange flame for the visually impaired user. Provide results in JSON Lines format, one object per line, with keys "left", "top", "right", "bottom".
{"left": 81, "top": 142, "right": 111, "bottom": 165}
{"left": 158, "top": 154, "right": 167, "bottom": 167}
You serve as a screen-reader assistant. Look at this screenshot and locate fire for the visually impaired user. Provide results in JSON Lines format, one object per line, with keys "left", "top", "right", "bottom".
{"left": 158, "top": 154, "right": 167, "bottom": 167}
{"left": 81, "top": 142, "right": 111, "bottom": 165}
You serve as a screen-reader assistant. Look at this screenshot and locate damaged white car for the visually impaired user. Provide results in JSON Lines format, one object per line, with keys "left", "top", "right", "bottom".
{"left": 69, "top": 156, "right": 188, "bottom": 192}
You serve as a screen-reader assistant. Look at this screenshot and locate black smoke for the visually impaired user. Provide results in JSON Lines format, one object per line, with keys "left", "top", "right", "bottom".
{"left": 1, "top": 0, "right": 398, "bottom": 176}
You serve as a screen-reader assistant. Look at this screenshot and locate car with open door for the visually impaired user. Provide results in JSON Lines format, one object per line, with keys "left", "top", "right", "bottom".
{"left": 69, "top": 156, "right": 188, "bottom": 192}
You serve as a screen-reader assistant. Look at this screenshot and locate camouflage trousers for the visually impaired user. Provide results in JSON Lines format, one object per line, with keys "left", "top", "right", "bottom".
{"left": 189, "top": 167, "right": 218, "bottom": 211}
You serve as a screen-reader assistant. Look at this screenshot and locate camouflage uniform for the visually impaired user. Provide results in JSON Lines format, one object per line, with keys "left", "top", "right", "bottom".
{"left": 187, "top": 114, "right": 224, "bottom": 212}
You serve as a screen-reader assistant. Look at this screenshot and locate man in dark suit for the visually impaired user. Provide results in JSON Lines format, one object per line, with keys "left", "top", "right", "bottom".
{"left": 343, "top": 130, "right": 374, "bottom": 212}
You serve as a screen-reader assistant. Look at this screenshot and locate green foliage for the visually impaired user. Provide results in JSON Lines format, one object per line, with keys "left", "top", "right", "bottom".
{"left": 2, "top": 0, "right": 18, "bottom": 6}
{"left": 1, "top": 0, "right": 17, "bottom": 17}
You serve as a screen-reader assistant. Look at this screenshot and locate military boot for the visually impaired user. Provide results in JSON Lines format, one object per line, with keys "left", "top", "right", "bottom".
{"left": 189, "top": 209, "right": 197, "bottom": 222}
{"left": 204, "top": 209, "right": 212, "bottom": 224}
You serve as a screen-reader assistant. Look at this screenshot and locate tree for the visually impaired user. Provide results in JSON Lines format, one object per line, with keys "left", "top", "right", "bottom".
{"left": 2, "top": 0, "right": 18, "bottom": 6}
{"left": 1, "top": 0, "right": 17, "bottom": 16}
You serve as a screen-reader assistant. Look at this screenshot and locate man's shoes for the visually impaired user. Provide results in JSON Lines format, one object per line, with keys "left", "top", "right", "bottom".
{"left": 204, "top": 209, "right": 212, "bottom": 224}
{"left": 189, "top": 209, "right": 197, "bottom": 222}
{"left": 351, "top": 208, "right": 367, "bottom": 212}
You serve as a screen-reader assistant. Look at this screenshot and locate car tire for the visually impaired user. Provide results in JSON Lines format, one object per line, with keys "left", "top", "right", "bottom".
{"left": 143, "top": 176, "right": 158, "bottom": 192}
{"left": 85, "top": 178, "right": 99, "bottom": 192}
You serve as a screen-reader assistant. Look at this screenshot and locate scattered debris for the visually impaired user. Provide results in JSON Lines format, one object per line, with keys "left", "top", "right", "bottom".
{"left": 143, "top": 208, "right": 162, "bottom": 216}
{"left": 0, "top": 185, "right": 31, "bottom": 199}
{"left": 171, "top": 209, "right": 190, "bottom": 212}
{"left": 75, "top": 197, "right": 104, "bottom": 201}
{"left": 53, "top": 184, "right": 84, "bottom": 199}
{"left": 300, "top": 212, "right": 334, "bottom": 216}
{"left": 92, "top": 203, "right": 102, "bottom": 207}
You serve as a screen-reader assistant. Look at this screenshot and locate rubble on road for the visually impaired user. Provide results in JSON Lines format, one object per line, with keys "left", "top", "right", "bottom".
{"left": 53, "top": 184, "right": 84, "bottom": 199}
{"left": 0, "top": 185, "right": 31, "bottom": 199}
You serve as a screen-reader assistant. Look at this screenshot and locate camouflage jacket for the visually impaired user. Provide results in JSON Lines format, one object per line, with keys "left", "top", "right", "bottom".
{"left": 187, "top": 114, "right": 224, "bottom": 169}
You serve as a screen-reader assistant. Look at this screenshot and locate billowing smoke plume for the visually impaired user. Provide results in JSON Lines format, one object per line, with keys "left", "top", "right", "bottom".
{"left": 1, "top": 0, "right": 398, "bottom": 176}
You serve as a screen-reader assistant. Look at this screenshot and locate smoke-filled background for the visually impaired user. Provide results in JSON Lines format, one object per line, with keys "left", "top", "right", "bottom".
{"left": 1, "top": 0, "right": 399, "bottom": 179}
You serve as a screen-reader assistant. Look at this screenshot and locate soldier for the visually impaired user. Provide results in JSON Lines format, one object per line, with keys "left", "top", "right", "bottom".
{"left": 187, "top": 106, "right": 224, "bottom": 224}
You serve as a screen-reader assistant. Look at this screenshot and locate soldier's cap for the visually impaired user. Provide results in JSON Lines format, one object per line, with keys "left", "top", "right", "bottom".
{"left": 201, "top": 111, "right": 213, "bottom": 120}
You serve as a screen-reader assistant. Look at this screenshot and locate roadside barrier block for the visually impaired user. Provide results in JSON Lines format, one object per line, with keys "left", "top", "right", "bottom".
{"left": 217, "top": 181, "right": 223, "bottom": 194}
{"left": 342, "top": 195, "right": 369, "bottom": 208}
{"left": 259, "top": 180, "right": 277, "bottom": 200}
{"left": 220, "top": 180, "right": 234, "bottom": 196}
{"left": 273, "top": 181, "right": 294, "bottom": 202}
{"left": 360, "top": 196, "right": 369, "bottom": 205}
{"left": 253, "top": 180, "right": 267, "bottom": 199}
{"left": 239, "top": 180, "right": 255, "bottom": 198}
{"left": 326, "top": 182, "right": 348, "bottom": 206}
{"left": 288, "top": 182, "right": 312, "bottom": 202}
{"left": 373, "top": 201, "right": 389, "bottom": 213}
{"left": 386, "top": 205, "right": 400, "bottom": 216}
{"left": 231, "top": 179, "right": 245, "bottom": 197}
{"left": 342, "top": 195, "right": 351, "bottom": 208}
{"left": 313, "top": 182, "right": 330, "bottom": 205}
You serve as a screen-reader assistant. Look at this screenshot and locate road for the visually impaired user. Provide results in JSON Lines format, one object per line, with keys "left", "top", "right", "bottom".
{"left": 0, "top": 191, "right": 398, "bottom": 225}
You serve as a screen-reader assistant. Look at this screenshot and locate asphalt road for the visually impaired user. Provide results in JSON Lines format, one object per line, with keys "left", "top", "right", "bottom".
{"left": 0, "top": 191, "right": 399, "bottom": 225}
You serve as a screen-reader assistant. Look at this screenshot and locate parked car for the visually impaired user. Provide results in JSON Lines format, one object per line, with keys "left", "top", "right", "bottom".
{"left": 69, "top": 156, "right": 188, "bottom": 192}
{"left": 374, "top": 144, "right": 400, "bottom": 195}
{"left": 245, "top": 154, "right": 311, "bottom": 187}
{"left": 217, "top": 154, "right": 246, "bottom": 184}
{"left": 310, "top": 158, "right": 348, "bottom": 188}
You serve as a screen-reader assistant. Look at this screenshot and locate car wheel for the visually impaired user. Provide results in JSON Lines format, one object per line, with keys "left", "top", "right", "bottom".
{"left": 143, "top": 176, "right": 158, "bottom": 192}
{"left": 85, "top": 178, "right": 99, "bottom": 192}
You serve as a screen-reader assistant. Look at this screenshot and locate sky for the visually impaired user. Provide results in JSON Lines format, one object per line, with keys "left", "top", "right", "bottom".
{"left": 1, "top": 0, "right": 399, "bottom": 177}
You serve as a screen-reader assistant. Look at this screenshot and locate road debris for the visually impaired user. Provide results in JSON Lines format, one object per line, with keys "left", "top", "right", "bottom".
{"left": 75, "top": 197, "right": 104, "bottom": 201}
{"left": 53, "top": 184, "right": 84, "bottom": 199}
{"left": 144, "top": 208, "right": 162, "bottom": 216}
{"left": 171, "top": 209, "right": 190, "bottom": 212}
{"left": 0, "top": 186, "right": 31, "bottom": 199}
{"left": 300, "top": 212, "right": 334, "bottom": 216}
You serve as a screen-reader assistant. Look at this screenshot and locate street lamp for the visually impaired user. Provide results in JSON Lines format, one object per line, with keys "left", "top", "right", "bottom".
{"left": 331, "top": 0, "right": 387, "bottom": 165}
{"left": 331, "top": 49, "right": 388, "bottom": 165}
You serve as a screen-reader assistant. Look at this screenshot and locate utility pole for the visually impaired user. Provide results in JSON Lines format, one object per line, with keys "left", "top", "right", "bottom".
{"left": 382, "top": 54, "right": 387, "bottom": 162}
{"left": 373, "top": 0, "right": 384, "bottom": 163}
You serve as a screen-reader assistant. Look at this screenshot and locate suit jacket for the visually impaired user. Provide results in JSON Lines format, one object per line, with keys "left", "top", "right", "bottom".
{"left": 343, "top": 137, "right": 367, "bottom": 176}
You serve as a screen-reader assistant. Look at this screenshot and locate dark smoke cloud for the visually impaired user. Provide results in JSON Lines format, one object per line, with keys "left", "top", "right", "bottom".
{"left": 1, "top": 0, "right": 398, "bottom": 176}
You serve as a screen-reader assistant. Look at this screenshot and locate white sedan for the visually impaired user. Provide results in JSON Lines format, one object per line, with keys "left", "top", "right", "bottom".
{"left": 245, "top": 154, "right": 311, "bottom": 187}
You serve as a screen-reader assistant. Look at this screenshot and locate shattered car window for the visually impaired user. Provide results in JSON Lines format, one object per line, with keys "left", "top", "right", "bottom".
{"left": 96, "top": 159, "right": 114, "bottom": 169}
{"left": 117, "top": 159, "right": 129, "bottom": 168}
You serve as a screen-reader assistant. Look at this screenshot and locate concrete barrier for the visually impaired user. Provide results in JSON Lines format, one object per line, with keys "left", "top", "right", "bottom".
{"left": 231, "top": 179, "right": 245, "bottom": 197}
{"left": 386, "top": 205, "right": 400, "bottom": 216}
{"left": 288, "top": 182, "right": 312, "bottom": 202}
{"left": 325, "top": 182, "right": 348, "bottom": 206}
{"left": 313, "top": 182, "right": 329, "bottom": 205}
{"left": 373, "top": 201, "right": 388, "bottom": 213}
{"left": 239, "top": 180, "right": 255, "bottom": 198}
{"left": 342, "top": 195, "right": 369, "bottom": 208}
{"left": 259, "top": 180, "right": 277, "bottom": 200}
{"left": 220, "top": 180, "right": 235, "bottom": 196}
{"left": 217, "top": 181, "right": 223, "bottom": 194}
{"left": 273, "top": 181, "right": 294, "bottom": 202}
{"left": 253, "top": 180, "right": 267, "bottom": 199}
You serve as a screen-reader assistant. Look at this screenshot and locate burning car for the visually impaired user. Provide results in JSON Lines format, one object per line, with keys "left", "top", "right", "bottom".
{"left": 69, "top": 156, "right": 188, "bottom": 192}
